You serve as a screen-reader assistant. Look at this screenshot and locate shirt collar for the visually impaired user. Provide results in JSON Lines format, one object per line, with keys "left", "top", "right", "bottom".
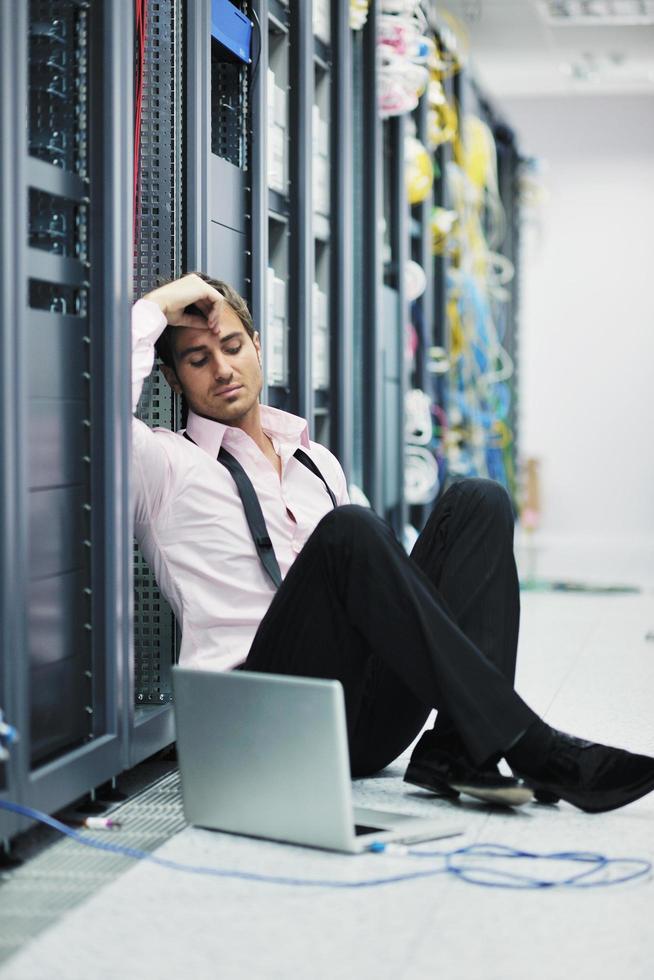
{"left": 184, "top": 404, "right": 310, "bottom": 458}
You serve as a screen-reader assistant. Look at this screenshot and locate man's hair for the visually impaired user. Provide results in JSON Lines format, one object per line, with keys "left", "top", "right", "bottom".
{"left": 155, "top": 271, "right": 255, "bottom": 370}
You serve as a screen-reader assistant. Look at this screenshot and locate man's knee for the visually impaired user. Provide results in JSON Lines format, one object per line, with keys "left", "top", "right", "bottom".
{"left": 456, "top": 477, "right": 512, "bottom": 509}
{"left": 447, "top": 478, "right": 514, "bottom": 524}
{"left": 316, "top": 503, "right": 387, "bottom": 542}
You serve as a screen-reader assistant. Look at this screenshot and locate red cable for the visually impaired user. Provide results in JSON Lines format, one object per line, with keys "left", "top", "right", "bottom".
{"left": 134, "top": 0, "right": 143, "bottom": 246}
{"left": 133, "top": 0, "right": 146, "bottom": 249}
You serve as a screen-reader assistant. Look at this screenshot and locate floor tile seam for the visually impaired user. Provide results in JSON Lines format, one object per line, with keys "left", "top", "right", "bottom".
{"left": 534, "top": 609, "right": 610, "bottom": 722}
{"left": 460, "top": 808, "right": 492, "bottom": 846}
{"left": 542, "top": 642, "right": 651, "bottom": 720}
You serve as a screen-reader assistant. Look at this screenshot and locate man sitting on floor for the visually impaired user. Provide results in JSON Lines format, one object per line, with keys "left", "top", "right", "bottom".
{"left": 131, "top": 272, "right": 654, "bottom": 813}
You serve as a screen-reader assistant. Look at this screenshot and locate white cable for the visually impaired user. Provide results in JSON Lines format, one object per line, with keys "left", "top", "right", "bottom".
{"left": 405, "top": 389, "right": 433, "bottom": 445}
{"left": 377, "top": 7, "right": 432, "bottom": 117}
{"left": 482, "top": 342, "right": 514, "bottom": 385}
{"left": 404, "top": 389, "right": 440, "bottom": 503}
{"left": 405, "top": 445, "right": 440, "bottom": 503}
{"left": 404, "top": 259, "right": 427, "bottom": 302}
{"left": 350, "top": 0, "right": 370, "bottom": 30}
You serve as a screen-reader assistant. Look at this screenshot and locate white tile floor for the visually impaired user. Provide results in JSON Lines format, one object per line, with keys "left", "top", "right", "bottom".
{"left": 3, "top": 541, "right": 654, "bottom": 980}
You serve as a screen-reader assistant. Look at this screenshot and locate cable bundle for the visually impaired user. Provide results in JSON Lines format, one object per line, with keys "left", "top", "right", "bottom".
{"left": 404, "top": 389, "right": 441, "bottom": 504}
{"left": 350, "top": 0, "right": 370, "bottom": 31}
{"left": 377, "top": 1, "right": 433, "bottom": 118}
{"left": 426, "top": 78, "right": 458, "bottom": 150}
{"left": 405, "top": 129, "right": 434, "bottom": 205}
{"left": 428, "top": 108, "right": 519, "bottom": 492}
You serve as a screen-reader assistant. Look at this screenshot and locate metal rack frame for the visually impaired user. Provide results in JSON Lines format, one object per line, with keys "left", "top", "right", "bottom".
{"left": 0, "top": 0, "right": 133, "bottom": 840}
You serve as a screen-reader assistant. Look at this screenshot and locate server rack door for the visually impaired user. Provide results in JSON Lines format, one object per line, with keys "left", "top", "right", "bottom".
{"left": 0, "top": 0, "right": 28, "bottom": 844}
{"left": 1, "top": 0, "right": 131, "bottom": 826}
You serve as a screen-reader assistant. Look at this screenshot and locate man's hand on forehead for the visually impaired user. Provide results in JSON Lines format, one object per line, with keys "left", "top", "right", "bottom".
{"left": 143, "top": 273, "right": 225, "bottom": 332}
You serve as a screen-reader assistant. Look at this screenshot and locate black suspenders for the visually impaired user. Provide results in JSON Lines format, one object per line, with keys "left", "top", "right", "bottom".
{"left": 183, "top": 432, "right": 337, "bottom": 589}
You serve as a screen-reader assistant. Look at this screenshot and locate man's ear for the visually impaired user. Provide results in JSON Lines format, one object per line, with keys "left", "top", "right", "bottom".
{"left": 161, "top": 363, "right": 184, "bottom": 396}
{"left": 253, "top": 331, "right": 262, "bottom": 362}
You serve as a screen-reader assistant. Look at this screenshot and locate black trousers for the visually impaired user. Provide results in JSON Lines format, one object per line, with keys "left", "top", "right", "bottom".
{"left": 243, "top": 478, "right": 538, "bottom": 776}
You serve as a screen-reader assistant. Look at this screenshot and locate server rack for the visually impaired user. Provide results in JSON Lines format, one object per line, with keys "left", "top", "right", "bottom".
{"left": 383, "top": 112, "right": 410, "bottom": 535}
{"left": 446, "top": 71, "right": 522, "bottom": 504}
{"left": 407, "top": 87, "right": 436, "bottom": 533}
{"left": 351, "top": 4, "right": 384, "bottom": 516}
{"left": 407, "top": 67, "right": 457, "bottom": 533}
{"left": 330, "top": 0, "right": 354, "bottom": 482}
{"left": 0, "top": 0, "right": 133, "bottom": 840}
{"left": 312, "top": 2, "right": 333, "bottom": 448}
{"left": 0, "top": 0, "right": 28, "bottom": 847}
{"left": 494, "top": 122, "right": 522, "bottom": 504}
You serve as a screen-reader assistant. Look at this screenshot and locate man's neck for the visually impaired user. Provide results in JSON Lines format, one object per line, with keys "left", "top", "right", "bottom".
{"left": 191, "top": 401, "right": 272, "bottom": 455}
{"left": 232, "top": 402, "right": 269, "bottom": 454}
{"left": 230, "top": 402, "right": 280, "bottom": 477}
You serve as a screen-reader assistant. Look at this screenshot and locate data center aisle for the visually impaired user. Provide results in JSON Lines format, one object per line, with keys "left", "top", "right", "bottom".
{"left": 2, "top": 551, "right": 653, "bottom": 980}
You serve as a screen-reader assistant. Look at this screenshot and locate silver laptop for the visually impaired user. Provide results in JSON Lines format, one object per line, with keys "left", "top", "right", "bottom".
{"left": 172, "top": 667, "right": 462, "bottom": 853}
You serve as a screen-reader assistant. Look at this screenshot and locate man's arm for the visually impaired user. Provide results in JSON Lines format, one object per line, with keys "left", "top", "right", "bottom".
{"left": 132, "top": 297, "right": 167, "bottom": 413}
{"left": 132, "top": 274, "right": 225, "bottom": 524}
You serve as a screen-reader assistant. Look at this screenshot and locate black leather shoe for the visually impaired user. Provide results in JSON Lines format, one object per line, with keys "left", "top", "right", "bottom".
{"left": 404, "top": 745, "right": 533, "bottom": 807}
{"left": 511, "top": 729, "right": 654, "bottom": 813}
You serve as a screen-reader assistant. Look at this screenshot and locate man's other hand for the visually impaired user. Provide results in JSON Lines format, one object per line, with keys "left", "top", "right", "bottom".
{"left": 143, "top": 274, "right": 224, "bottom": 334}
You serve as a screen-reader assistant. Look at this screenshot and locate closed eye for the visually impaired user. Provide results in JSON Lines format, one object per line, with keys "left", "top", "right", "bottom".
{"left": 189, "top": 346, "right": 241, "bottom": 367}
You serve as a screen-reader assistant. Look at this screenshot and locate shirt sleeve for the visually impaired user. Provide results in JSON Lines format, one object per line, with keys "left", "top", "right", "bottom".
{"left": 132, "top": 298, "right": 167, "bottom": 412}
{"left": 131, "top": 299, "right": 175, "bottom": 525}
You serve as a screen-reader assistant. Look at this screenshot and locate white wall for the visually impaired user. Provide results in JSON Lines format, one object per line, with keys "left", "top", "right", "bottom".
{"left": 501, "top": 94, "right": 654, "bottom": 548}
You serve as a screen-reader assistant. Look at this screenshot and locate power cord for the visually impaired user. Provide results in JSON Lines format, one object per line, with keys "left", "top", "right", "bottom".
{"left": 0, "top": 799, "right": 650, "bottom": 891}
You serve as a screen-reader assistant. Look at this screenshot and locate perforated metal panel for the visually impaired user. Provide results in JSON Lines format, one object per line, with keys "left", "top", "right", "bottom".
{"left": 133, "top": 0, "right": 183, "bottom": 705}
{"left": 0, "top": 771, "right": 185, "bottom": 963}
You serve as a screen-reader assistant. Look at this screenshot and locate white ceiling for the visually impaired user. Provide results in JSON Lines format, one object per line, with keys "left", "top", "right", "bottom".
{"left": 437, "top": 0, "right": 654, "bottom": 96}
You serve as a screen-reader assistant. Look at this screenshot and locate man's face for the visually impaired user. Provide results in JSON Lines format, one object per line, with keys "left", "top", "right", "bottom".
{"left": 163, "top": 304, "right": 263, "bottom": 426}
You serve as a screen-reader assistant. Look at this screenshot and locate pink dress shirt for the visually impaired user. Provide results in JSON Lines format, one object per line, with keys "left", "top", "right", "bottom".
{"left": 131, "top": 299, "right": 350, "bottom": 671}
